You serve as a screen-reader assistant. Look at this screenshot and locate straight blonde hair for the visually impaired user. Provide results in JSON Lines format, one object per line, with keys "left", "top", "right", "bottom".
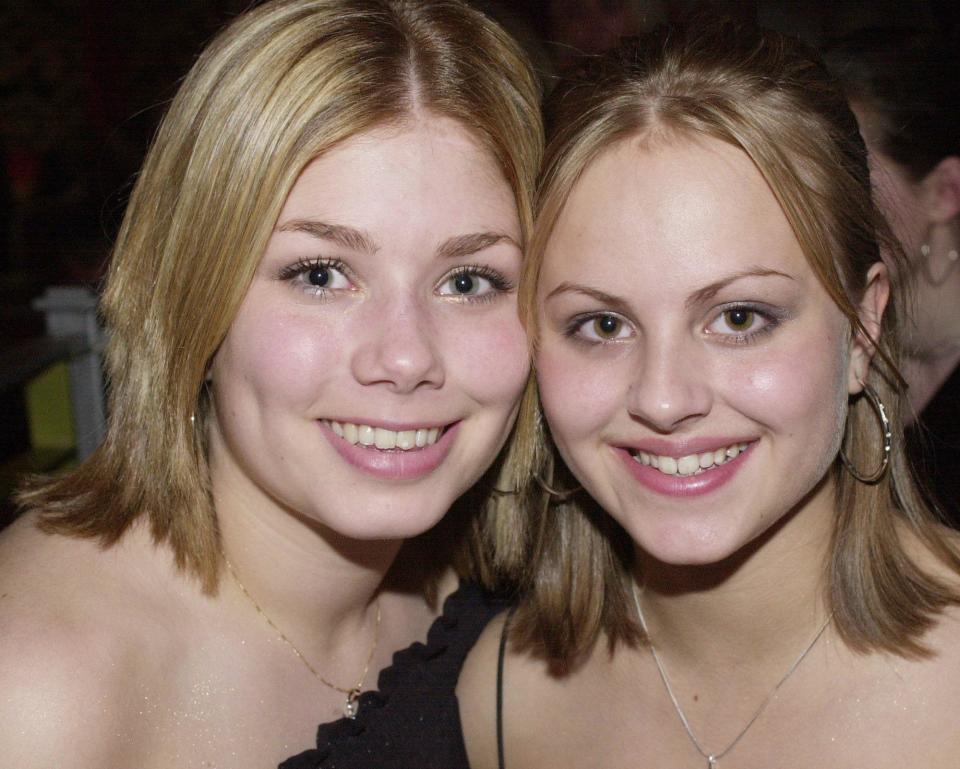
{"left": 505, "top": 17, "right": 960, "bottom": 668}
{"left": 18, "top": 0, "right": 543, "bottom": 592}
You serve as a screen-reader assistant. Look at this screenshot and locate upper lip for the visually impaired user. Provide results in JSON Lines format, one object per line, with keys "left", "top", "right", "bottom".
{"left": 615, "top": 436, "right": 756, "bottom": 457}
{"left": 322, "top": 417, "right": 455, "bottom": 431}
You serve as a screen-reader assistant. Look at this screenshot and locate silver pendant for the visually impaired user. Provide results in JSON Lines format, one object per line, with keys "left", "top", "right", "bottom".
{"left": 344, "top": 687, "right": 361, "bottom": 719}
{"left": 707, "top": 757, "right": 717, "bottom": 769}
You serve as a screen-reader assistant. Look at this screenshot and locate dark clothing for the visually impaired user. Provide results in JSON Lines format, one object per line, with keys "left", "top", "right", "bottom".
{"left": 280, "top": 582, "right": 504, "bottom": 769}
{"left": 907, "top": 362, "right": 960, "bottom": 527}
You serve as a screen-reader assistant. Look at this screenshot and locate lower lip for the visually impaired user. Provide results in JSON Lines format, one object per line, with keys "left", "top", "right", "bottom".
{"left": 616, "top": 443, "right": 754, "bottom": 497}
{"left": 319, "top": 422, "right": 460, "bottom": 481}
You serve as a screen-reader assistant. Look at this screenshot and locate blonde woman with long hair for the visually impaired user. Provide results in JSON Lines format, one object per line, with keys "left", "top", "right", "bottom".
{"left": 460, "top": 18, "right": 960, "bottom": 769}
{"left": 0, "top": 2, "right": 542, "bottom": 767}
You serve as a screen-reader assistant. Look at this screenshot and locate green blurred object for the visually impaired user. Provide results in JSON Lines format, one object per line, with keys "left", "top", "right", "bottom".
{"left": 26, "top": 361, "right": 76, "bottom": 453}
{"left": 0, "top": 362, "right": 78, "bottom": 528}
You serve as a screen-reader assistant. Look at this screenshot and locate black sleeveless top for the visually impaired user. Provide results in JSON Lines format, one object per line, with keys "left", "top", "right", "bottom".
{"left": 907, "top": 362, "right": 960, "bottom": 527}
{"left": 279, "top": 582, "right": 505, "bottom": 769}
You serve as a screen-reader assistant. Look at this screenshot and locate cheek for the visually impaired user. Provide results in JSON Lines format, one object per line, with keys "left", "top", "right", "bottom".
{"left": 536, "top": 342, "right": 624, "bottom": 445}
{"left": 215, "top": 299, "right": 346, "bottom": 410}
{"left": 447, "top": 310, "right": 530, "bottom": 405}
{"left": 720, "top": 330, "right": 848, "bottom": 450}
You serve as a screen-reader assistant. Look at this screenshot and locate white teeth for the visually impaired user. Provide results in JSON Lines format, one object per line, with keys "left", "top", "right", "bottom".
{"left": 632, "top": 441, "right": 750, "bottom": 477}
{"left": 326, "top": 421, "right": 443, "bottom": 451}
{"left": 659, "top": 456, "right": 678, "bottom": 475}
{"left": 374, "top": 427, "right": 396, "bottom": 450}
{"left": 396, "top": 430, "right": 416, "bottom": 450}
{"left": 343, "top": 423, "right": 358, "bottom": 444}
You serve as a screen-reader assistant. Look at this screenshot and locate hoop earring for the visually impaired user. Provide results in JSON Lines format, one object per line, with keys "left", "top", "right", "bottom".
{"left": 839, "top": 383, "right": 892, "bottom": 484}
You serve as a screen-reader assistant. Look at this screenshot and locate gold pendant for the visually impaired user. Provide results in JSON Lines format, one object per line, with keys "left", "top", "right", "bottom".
{"left": 344, "top": 687, "right": 362, "bottom": 719}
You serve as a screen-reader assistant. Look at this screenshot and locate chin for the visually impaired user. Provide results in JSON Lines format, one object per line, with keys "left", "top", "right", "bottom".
{"left": 629, "top": 518, "right": 748, "bottom": 568}
{"left": 313, "top": 498, "right": 455, "bottom": 543}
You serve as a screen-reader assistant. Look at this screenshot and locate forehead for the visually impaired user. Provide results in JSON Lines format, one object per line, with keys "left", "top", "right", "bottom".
{"left": 542, "top": 134, "right": 810, "bottom": 292}
{"left": 277, "top": 115, "right": 519, "bottom": 241}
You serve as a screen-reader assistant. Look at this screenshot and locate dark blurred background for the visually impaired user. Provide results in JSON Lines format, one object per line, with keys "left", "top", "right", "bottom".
{"left": 2, "top": 0, "right": 958, "bottom": 522}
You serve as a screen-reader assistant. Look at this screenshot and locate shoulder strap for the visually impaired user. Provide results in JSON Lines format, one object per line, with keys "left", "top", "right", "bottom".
{"left": 496, "top": 607, "right": 516, "bottom": 769}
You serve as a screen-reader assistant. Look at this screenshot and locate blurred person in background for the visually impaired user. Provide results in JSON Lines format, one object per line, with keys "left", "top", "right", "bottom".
{"left": 826, "top": 28, "right": 960, "bottom": 525}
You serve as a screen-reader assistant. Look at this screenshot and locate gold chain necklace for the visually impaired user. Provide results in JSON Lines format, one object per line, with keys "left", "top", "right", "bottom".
{"left": 631, "top": 582, "right": 833, "bottom": 768}
{"left": 225, "top": 558, "right": 381, "bottom": 719}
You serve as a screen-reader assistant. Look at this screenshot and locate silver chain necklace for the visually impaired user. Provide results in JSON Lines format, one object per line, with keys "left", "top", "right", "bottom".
{"left": 631, "top": 582, "right": 833, "bottom": 768}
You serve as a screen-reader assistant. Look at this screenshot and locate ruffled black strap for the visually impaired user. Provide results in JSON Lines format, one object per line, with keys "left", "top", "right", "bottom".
{"left": 280, "top": 582, "right": 505, "bottom": 769}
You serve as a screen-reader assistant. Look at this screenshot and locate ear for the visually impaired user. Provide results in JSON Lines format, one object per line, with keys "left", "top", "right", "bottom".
{"left": 847, "top": 261, "right": 890, "bottom": 394}
{"left": 921, "top": 156, "right": 960, "bottom": 224}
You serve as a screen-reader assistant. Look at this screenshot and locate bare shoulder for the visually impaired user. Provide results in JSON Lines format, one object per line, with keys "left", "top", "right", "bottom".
{"left": 0, "top": 600, "right": 131, "bottom": 767}
{"left": 0, "top": 515, "right": 178, "bottom": 767}
{"left": 458, "top": 609, "right": 569, "bottom": 769}
{"left": 458, "top": 609, "right": 509, "bottom": 769}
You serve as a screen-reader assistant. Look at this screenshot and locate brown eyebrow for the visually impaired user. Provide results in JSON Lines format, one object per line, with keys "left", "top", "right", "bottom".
{"left": 545, "top": 268, "right": 795, "bottom": 315}
{"left": 685, "top": 267, "right": 795, "bottom": 308}
{"left": 436, "top": 232, "right": 517, "bottom": 260}
{"left": 276, "top": 221, "right": 515, "bottom": 260}
{"left": 277, "top": 220, "right": 379, "bottom": 254}
{"left": 544, "top": 282, "right": 635, "bottom": 317}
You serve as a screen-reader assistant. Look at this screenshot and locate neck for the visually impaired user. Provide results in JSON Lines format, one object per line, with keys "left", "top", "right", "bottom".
{"left": 902, "top": 347, "right": 960, "bottom": 416}
{"left": 635, "top": 475, "right": 835, "bottom": 670}
{"left": 212, "top": 464, "right": 401, "bottom": 656}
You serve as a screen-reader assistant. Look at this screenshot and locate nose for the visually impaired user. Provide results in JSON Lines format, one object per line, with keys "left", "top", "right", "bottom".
{"left": 350, "top": 298, "right": 445, "bottom": 393}
{"left": 626, "top": 335, "right": 713, "bottom": 432}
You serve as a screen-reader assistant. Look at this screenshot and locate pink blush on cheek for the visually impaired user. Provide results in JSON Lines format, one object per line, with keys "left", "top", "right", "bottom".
{"left": 536, "top": 349, "right": 619, "bottom": 438}
{"left": 226, "top": 303, "right": 347, "bottom": 402}
{"left": 723, "top": 333, "right": 849, "bottom": 448}
{"left": 449, "top": 316, "right": 530, "bottom": 399}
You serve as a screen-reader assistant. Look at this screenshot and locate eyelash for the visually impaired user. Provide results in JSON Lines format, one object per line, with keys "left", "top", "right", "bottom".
{"left": 276, "top": 259, "right": 513, "bottom": 303}
{"left": 277, "top": 257, "right": 352, "bottom": 296}
{"left": 438, "top": 264, "right": 514, "bottom": 303}
{"left": 562, "top": 312, "right": 632, "bottom": 345}
{"left": 708, "top": 302, "right": 783, "bottom": 346}
{"left": 561, "top": 303, "right": 784, "bottom": 346}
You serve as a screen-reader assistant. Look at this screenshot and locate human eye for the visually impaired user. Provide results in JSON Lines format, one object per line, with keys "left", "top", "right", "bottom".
{"left": 277, "top": 257, "right": 354, "bottom": 296}
{"left": 565, "top": 312, "right": 634, "bottom": 343}
{"left": 436, "top": 265, "right": 513, "bottom": 302}
{"left": 705, "top": 303, "right": 781, "bottom": 344}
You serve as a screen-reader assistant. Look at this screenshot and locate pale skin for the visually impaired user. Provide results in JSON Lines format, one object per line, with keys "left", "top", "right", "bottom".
{"left": 0, "top": 115, "right": 530, "bottom": 768}
{"left": 459, "top": 134, "right": 960, "bottom": 769}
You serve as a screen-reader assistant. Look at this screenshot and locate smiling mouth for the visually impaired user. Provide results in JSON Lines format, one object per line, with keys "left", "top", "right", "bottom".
{"left": 630, "top": 441, "right": 752, "bottom": 477}
{"left": 322, "top": 420, "right": 447, "bottom": 451}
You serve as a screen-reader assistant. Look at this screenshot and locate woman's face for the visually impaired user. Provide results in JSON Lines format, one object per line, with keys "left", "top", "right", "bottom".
{"left": 536, "top": 135, "right": 878, "bottom": 566}
{"left": 207, "top": 116, "right": 529, "bottom": 540}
